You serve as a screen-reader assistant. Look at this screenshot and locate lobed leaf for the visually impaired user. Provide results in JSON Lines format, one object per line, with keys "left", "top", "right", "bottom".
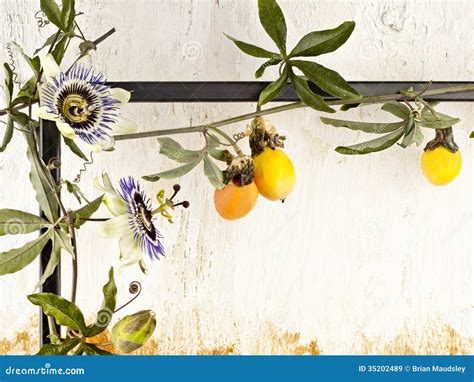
{"left": 157, "top": 137, "right": 202, "bottom": 163}
{"left": 35, "top": 231, "right": 61, "bottom": 289}
{"left": 203, "top": 155, "right": 225, "bottom": 189}
{"left": 36, "top": 338, "right": 81, "bottom": 355}
{"left": 54, "top": 229, "right": 75, "bottom": 256}
{"left": 40, "top": 0, "right": 65, "bottom": 30}
{"left": 224, "top": 33, "right": 278, "bottom": 59}
{"left": 417, "top": 112, "right": 460, "bottom": 129}
{"left": 28, "top": 292, "right": 87, "bottom": 333}
{"left": 0, "top": 228, "right": 53, "bottom": 276}
{"left": 289, "top": 21, "right": 355, "bottom": 57}
{"left": 381, "top": 101, "right": 411, "bottom": 120}
{"left": 63, "top": 136, "right": 89, "bottom": 161}
{"left": 255, "top": 58, "right": 282, "bottom": 79}
{"left": 73, "top": 195, "right": 103, "bottom": 228}
{"left": 258, "top": 0, "right": 287, "bottom": 53}
{"left": 61, "top": 0, "right": 76, "bottom": 31}
{"left": 292, "top": 60, "right": 360, "bottom": 99}
{"left": 4, "top": 63, "right": 14, "bottom": 104}
{"left": 290, "top": 74, "right": 335, "bottom": 113}
{"left": 320, "top": 117, "right": 405, "bottom": 134}
{"left": 142, "top": 156, "right": 203, "bottom": 182}
{"left": 0, "top": 115, "right": 14, "bottom": 153}
{"left": 0, "top": 209, "right": 50, "bottom": 236}
{"left": 26, "top": 135, "right": 59, "bottom": 223}
{"left": 258, "top": 65, "right": 288, "bottom": 105}
{"left": 335, "top": 128, "right": 405, "bottom": 155}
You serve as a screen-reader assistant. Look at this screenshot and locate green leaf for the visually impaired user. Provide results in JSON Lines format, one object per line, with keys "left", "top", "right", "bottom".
{"left": 36, "top": 338, "right": 81, "bottom": 355}
{"left": 0, "top": 228, "right": 53, "bottom": 276}
{"left": 292, "top": 60, "right": 360, "bottom": 99}
{"left": 75, "top": 343, "right": 114, "bottom": 355}
{"left": 320, "top": 117, "right": 405, "bottom": 134}
{"left": 417, "top": 112, "right": 460, "bottom": 129}
{"left": 66, "top": 181, "right": 89, "bottom": 204}
{"left": 73, "top": 195, "right": 103, "bottom": 228}
{"left": 142, "top": 158, "right": 202, "bottom": 182}
{"left": 335, "top": 128, "right": 405, "bottom": 155}
{"left": 63, "top": 136, "right": 89, "bottom": 161}
{"left": 470, "top": 131, "right": 474, "bottom": 138}
{"left": 157, "top": 137, "right": 202, "bottom": 163}
{"left": 340, "top": 103, "right": 360, "bottom": 111}
{"left": 16, "top": 76, "right": 38, "bottom": 99}
{"left": 421, "top": 101, "right": 440, "bottom": 116}
{"left": 258, "top": 0, "right": 287, "bottom": 53}
{"left": 28, "top": 293, "right": 87, "bottom": 333}
{"left": 0, "top": 209, "right": 50, "bottom": 236}
{"left": 36, "top": 231, "right": 61, "bottom": 289}
{"left": 54, "top": 229, "right": 74, "bottom": 256}
{"left": 85, "top": 267, "right": 117, "bottom": 337}
{"left": 10, "top": 110, "right": 30, "bottom": 126}
{"left": 399, "top": 116, "right": 415, "bottom": 148}
{"left": 289, "top": 21, "right": 355, "bottom": 57}
{"left": 399, "top": 116, "right": 424, "bottom": 148}
{"left": 61, "top": 0, "right": 76, "bottom": 31}
{"left": 203, "top": 155, "right": 225, "bottom": 189}
{"left": 258, "top": 65, "right": 288, "bottom": 105}
{"left": 381, "top": 101, "right": 411, "bottom": 120}
{"left": 207, "top": 135, "right": 229, "bottom": 162}
{"left": 40, "top": 0, "right": 65, "bottom": 29}
{"left": 52, "top": 35, "right": 69, "bottom": 64}
{"left": 224, "top": 34, "right": 278, "bottom": 59}
{"left": 0, "top": 115, "right": 14, "bottom": 152}
{"left": 4, "top": 63, "right": 14, "bottom": 104}
{"left": 290, "top": 74, "right": 335, "bottom": 113}
{"left": 26, "top": 136, "right": 59, "bottom": 223}
{"left": 255, "top": 58, "right": 282, "bottom": 79}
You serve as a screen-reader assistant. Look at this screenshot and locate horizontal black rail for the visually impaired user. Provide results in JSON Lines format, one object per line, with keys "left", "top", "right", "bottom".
{"left": 106, "top": 81, "right": 474, "bottom": 103}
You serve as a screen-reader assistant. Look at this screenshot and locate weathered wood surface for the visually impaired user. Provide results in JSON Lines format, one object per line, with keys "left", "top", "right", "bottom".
{"left": 0, "top": 0, "right": 472, "bottom": 354}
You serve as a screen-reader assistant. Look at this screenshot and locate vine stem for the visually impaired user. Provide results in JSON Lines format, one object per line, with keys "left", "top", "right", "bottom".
{"left": 113, "top": 83, "right": 474, "bottom": 142}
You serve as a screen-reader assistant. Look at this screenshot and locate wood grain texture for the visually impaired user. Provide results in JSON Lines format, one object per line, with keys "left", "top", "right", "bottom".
{"left": 0, "top": 0, "right": 472, "bottom": 354}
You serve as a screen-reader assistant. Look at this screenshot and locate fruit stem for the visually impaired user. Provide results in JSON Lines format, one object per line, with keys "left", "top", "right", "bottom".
{"left": 424, "top": 127, "right": 459, "bottom": 153}
{"left": 113, "top": 83, "right": 474, "bottom": 142}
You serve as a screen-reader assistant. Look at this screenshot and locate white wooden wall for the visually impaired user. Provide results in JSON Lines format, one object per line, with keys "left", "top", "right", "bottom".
{"left": 0, "top": 0, "right": 472, "bottom": 354}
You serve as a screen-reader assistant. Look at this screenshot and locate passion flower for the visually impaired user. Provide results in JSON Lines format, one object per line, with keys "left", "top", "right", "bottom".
{"left": 38, "top": 54, "right": 137, "bottom": 151}
{"left": 96, "top": 173, "right": 165, "bottom": 271}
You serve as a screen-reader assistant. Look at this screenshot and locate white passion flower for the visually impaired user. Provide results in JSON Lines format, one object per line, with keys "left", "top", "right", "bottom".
{"left": 95, "top": 173, "right": 165, "bottom": 272}
{"left": 38, "top": 54, "right": 137, "bottom": 151}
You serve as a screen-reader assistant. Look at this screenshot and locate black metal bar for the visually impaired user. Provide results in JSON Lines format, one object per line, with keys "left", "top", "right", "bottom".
{"left": 105, "top": 81, "right": 474, "bottom": 103}
{"left": 39, "top": 119, "right": 61, "bottom": 346}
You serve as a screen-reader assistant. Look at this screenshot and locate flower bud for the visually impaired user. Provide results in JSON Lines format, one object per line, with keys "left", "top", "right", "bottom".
{"left": 111, "top": 310, "right": 156, "bottom": 353}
